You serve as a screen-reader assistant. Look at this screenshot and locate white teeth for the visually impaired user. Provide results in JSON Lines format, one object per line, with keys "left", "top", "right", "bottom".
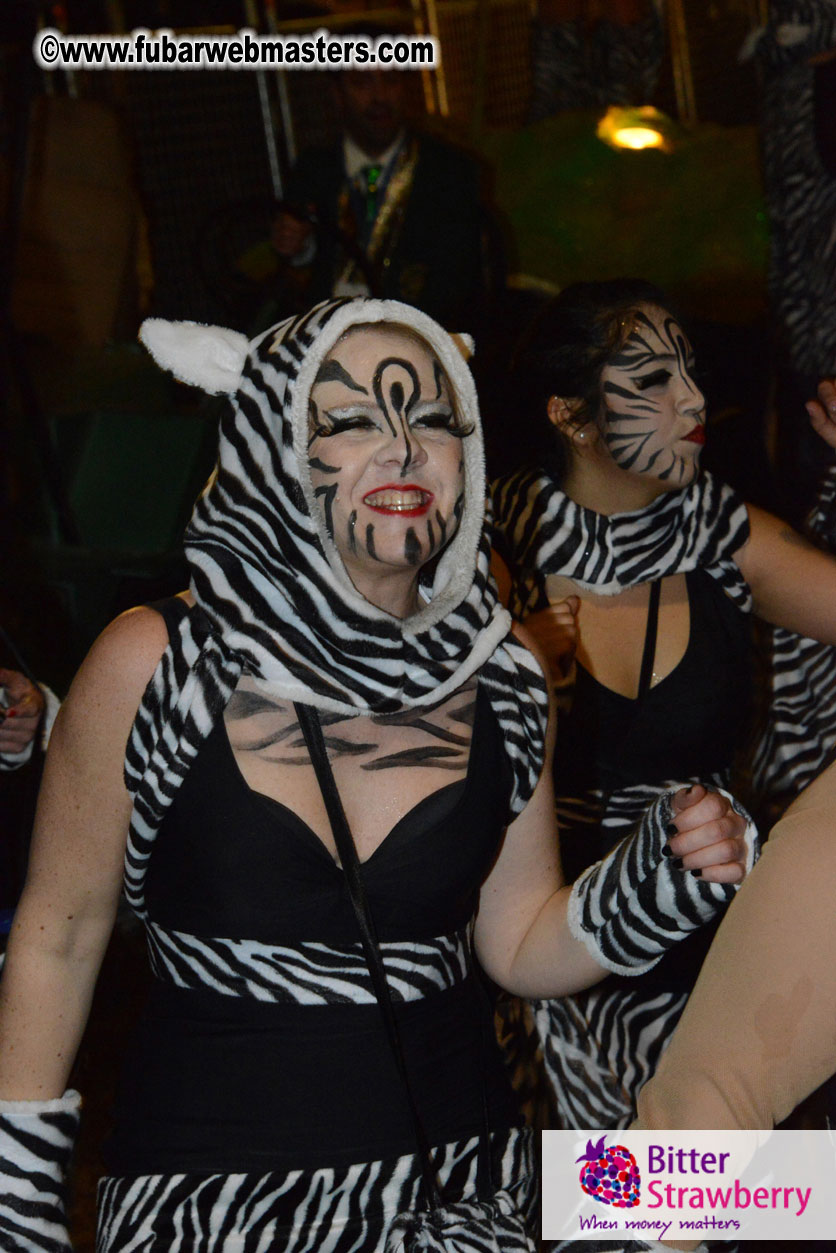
{"left": 364, "top": 490, "right": 428, "bottom": 510}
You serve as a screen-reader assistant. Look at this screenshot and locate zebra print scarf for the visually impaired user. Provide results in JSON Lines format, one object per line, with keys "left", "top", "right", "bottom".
{"left": 125, "top": 300, "right": 548, "bottom": 913}
{"left": 491, "top": 466, "right": 752, "bottom": 619}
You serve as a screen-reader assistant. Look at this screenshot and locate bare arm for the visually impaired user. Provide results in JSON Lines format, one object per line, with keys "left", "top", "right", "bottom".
{"left": 735, "top": 502, "right": 836, "bottom": 644}
{"left": 473, "top": 625, "right": 604, "bottom": 997}
{"left": 0, "top": 607, "right": 168, "bottom": 1099}
{"left": 636, "top": 758, "right": 836, "bottom": 1139}
{"left": 733, "top": 382, "right": 836, "bottom": 635}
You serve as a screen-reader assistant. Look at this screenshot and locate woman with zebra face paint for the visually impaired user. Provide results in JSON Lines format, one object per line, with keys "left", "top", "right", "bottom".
{"left": 492, "top": 279, "right": 836, "bottom": 1148}
{"left": 307, "top": 324, "right": 470, "bottom": 617}
{"left": 0, "top": 298, "right": 748, "bottom": 1253}
{"left": 597, "top": 305, "right": 705, "bottom": 493}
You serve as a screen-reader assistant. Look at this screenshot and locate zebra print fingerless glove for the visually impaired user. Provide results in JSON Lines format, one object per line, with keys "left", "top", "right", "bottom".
{"left": 0, "top": 1089, "right": 80, "bottom": 1252}
{"left": 568, "top": 788, "right": 757, "bottom": 976}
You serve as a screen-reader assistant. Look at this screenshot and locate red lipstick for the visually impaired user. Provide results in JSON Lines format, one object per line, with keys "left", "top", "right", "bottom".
{"left": 684, "top": 426, "right": 706, "bottom": 445}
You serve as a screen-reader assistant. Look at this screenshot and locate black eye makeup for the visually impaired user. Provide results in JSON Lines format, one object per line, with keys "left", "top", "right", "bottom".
{"left": 636, "top": 368, "right": 673, "bottom": 391}
{"left": 412, "top": 408, "right": 458, "bottom": 432}
{"left": 310, "top": 406, "right": 381, "bottom": 440}
{"left": 310, "top": 400, "right": 473, "bottom": 440}
{"left": 410, "top": 403, "right": 474, "bottom": 438}
{"left": 323, "top": 415, "right": 379, "bottom": 435}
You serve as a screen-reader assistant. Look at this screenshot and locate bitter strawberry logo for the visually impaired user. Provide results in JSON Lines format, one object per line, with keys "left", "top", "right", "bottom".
{"left": 577, "top": 1136, "right": 641, "bottom": 1208}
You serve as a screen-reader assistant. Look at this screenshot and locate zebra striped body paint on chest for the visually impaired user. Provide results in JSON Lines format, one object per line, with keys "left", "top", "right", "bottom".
{"left": 226, "top": 676, "right": 476, "bottom": 775}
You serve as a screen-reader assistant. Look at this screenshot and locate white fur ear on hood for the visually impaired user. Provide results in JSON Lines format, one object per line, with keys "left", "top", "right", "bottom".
{"left": 139, "top": 319, "right": 249, "bottom": 395}
{"left": 450, "top": 332, "right": 475, "bottom": 361}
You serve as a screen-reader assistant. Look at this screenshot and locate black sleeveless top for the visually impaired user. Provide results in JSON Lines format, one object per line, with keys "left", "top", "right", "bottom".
{"left": 557, "top": 570, "right": 751, "bottom": 795}
{"left": 553, "top": 570, "right": 752, "bottom": 993}
{"left": 555, "top": 570, "right": 752, "bottom": 866}
{"left": 107, "top": 598, "right": 520, "bottom": 1176}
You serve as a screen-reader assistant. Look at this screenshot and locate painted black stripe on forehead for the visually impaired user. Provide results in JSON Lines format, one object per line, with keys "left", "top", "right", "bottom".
{"left": 373, "top": 357, "right": 421, "bottom": 408}
{"left": 668, "top": 320, "right": 694, "bottom": 371}
{"left": 618, "top": 316, "right": 694, "bottom": 373}
{"left": 608, "top": 311, "right": 676, "bottom": 369}
{"left": 314, "top": 359, "right": 369, "bottom": 392}
{"left": 372, "top": 355, "right": 422, "bottom": 441}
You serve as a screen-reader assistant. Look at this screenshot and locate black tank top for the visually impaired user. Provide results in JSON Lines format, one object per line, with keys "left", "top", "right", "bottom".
{"left": 107, "top": 598, "right": 520, "bottom": 1175}
{"left": 555, "top": 569, "right": 752, "bottom": 807}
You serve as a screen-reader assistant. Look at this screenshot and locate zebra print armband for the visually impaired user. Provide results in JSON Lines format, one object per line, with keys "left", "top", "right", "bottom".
{"left": 567, "top": 788, "right": 758, "bottom": 977}
{"left": 0, "top": 1089, "right": 80, "bottom": 1252}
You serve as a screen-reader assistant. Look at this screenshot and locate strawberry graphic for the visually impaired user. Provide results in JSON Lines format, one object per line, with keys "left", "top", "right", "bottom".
{"left": 576, "top": 1136, "right": 641, "bottom": 1208}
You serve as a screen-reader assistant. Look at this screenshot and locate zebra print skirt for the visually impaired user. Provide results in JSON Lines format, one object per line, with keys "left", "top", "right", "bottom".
{"left": 96, "top": 1125, "right": 536, "bottom": 1252}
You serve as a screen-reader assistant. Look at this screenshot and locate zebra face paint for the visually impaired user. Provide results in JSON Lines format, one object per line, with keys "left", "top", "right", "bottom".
{"left": 599, "top": 306, "right": 706, "bottom": 489}
{"left": 308, "top": 327, "right": 468, "bottom": 602}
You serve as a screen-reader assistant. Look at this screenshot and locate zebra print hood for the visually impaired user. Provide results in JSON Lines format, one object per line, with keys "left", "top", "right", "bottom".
{"left": 143, "top": 297, "right": 510, "bottom": 713}
{"left": 125, "top": 301, "right": 549, "bottom": 909}
{"left": 491, "top": 466, "right": 752, "bottom": 620}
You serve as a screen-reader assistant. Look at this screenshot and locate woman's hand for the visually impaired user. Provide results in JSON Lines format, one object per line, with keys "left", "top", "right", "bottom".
{"left": 806, "top": 378, "right": 836, "bottom": 449}
{"left": 561, "top": 782, "right": 756, "bottom": 982}
{"left": 665, "top": 784, "right": 749, "bottom": 885}
{"left": 0, "top": 668, "right": 45, "bottom": 758}
{"left": 524, "top": 595, "right": 579, "bottom": 682}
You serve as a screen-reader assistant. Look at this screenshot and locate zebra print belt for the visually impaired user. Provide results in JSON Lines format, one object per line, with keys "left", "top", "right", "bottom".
{"left": 145, "top": 920, "right": 471, "bottom": 1004}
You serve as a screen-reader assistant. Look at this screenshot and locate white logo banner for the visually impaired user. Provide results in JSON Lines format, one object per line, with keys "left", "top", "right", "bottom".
{"left": 542, "top": 1130, "right": 836, "bottom": 1241}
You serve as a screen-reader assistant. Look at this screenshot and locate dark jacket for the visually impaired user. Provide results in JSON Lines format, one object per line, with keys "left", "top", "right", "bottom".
{"left": 287, "top": 133, "right": 484, "bottom": 328}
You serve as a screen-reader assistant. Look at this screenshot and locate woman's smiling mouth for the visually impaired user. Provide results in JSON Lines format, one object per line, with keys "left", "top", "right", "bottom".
{"left": 362, "top": 485, "right": 434, "bottom": 515}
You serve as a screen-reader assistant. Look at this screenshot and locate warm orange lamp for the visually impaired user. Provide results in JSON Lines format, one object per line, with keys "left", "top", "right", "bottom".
{"left": 596, "top": 105, "right": 675, "bottom": 153}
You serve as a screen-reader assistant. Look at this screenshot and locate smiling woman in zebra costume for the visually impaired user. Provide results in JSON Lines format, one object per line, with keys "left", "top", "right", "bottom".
{"left": 0, "top": 297, "right": 750, "bottom": 1253}
{"left": 491, "top": 279, "right": 836, "bottom": 1147}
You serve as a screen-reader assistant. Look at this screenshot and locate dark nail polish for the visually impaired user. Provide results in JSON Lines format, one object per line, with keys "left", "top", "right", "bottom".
{"left": 670, "top": 857, "right": 684, "bottom": 870}
{"left": 665, "top": 822, "right": 678, "bottom": 836}
{"left": 690, "top": 869, "right": 702, "bottom": 878}
{"left": 661, "top": 843, "right": 672, "bottom": 857}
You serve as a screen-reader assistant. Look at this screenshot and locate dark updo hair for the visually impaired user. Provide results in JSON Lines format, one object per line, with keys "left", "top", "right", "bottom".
{"left": 511, "top": 278, "right": 678, "bottom": 483}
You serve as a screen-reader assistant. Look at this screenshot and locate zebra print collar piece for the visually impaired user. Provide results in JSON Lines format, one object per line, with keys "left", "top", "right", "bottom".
{"left": 491, "top": 468, "right": 752, "bottom": 618}
{"left": 125, "top": 301, "right": 549, "bottom": 913}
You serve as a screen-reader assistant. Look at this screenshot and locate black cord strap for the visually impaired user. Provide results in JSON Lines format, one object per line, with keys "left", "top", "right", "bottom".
{"left": 294, "top": 702, "right": 442, "bottom": 1208}
{"left": 637, "top": 578, "right": 662, "bottom": 700}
